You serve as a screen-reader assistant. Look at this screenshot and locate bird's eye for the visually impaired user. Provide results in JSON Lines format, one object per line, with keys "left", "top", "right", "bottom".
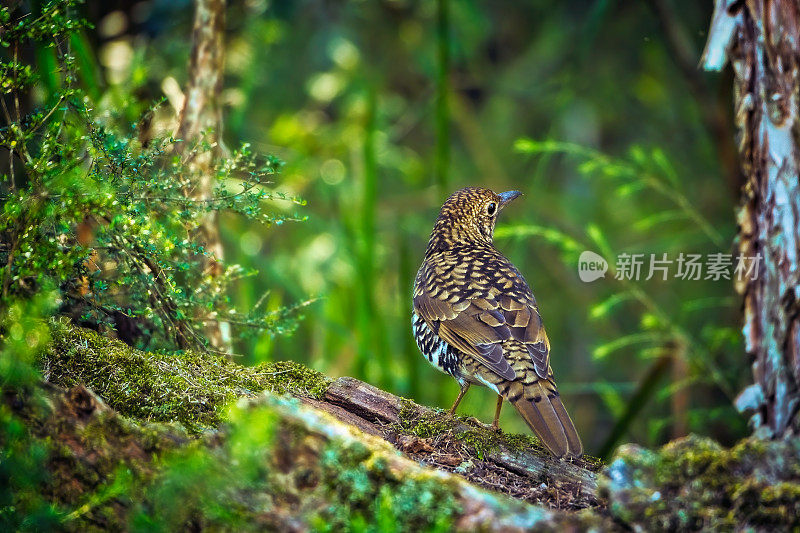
{"left": 487, "top": 202, "right": 497, "bottom": 216}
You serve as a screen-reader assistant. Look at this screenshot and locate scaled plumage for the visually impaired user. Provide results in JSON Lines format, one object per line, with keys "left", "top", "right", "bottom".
{"left": 412, "top": 187, "right": 582, "bottom": 458}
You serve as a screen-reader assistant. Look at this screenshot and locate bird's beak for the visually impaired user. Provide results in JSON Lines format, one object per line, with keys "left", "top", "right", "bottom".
{"left": 498, "top": 190, "right": 522, "bottom": 208}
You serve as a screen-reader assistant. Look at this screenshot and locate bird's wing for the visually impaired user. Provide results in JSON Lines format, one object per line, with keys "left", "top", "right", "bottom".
{"left": 495, "top": 286, "right": 551, "bottom": 380}
{"left": 413, "top": 252, "right": 551, "bottom": 381}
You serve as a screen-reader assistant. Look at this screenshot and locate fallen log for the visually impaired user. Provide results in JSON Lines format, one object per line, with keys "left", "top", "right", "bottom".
{"left": 40, "top": 320, "right": 603, "bottom": 512}
{"left": 4, "top": 379, "right": 612, "bottom": 531}
{"left": 15, "top": 320, "right": 798, "bottom": 531}
{"left": 321, "top": 376, "right": 601, "bottom": 509}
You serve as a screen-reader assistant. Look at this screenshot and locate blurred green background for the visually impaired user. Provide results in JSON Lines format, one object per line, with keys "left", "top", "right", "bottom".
{"left": 67, "top": 0, "right": 747, "bottom": 455}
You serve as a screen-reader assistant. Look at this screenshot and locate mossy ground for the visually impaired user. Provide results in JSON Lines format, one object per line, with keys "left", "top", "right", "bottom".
{"left": 603, "top": 434, "right": 800, "bottom": 531}
{"left": 18, "top": 321, "right": 800, "bottom": 531}
{"left": 396, "top": 398, "right": 545, "bottom": 459}
{"left": 393, "top": 398, "right": 605, "bottom": 512}
{"left": 40, "top": 320, "right": 331, "bottom": 434}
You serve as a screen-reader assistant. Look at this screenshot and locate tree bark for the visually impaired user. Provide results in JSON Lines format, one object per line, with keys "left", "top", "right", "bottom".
{"left": 177, "top": 0, "right": 230, "bottom": 352}
{"left": 703, "top": 0, "right": 800, "bottom": 436}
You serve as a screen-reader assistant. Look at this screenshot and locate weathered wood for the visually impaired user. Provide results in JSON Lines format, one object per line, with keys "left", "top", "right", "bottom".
{"left": 324, "top": 376, "right": 404, "bottom": 425}
{"left": 322, "top": 376, "right": 599, "bottom": 502}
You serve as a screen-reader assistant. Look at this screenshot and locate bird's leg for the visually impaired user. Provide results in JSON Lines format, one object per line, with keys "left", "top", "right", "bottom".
{"left": 449, "top": 382, "right": 470, "bottom": 415}
{"left": 491, "top": 394, "right": 503, "bottom": 431}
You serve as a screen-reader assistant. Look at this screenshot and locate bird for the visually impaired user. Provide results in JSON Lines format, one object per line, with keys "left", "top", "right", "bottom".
{"left": 412, "top": 186, "right": 582, "bottom": 458}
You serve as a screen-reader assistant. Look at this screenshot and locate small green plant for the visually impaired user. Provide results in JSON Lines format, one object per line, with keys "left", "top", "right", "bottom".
{"left": 0, "top": 1, "right": 306, "bottom": 353}
{"left": 0, "top": 3, "right": 310, "bottom": 528}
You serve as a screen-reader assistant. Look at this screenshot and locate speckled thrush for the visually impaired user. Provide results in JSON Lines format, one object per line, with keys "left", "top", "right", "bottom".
{"left": 412, "top": 187, "right": 583, "bottom": 458}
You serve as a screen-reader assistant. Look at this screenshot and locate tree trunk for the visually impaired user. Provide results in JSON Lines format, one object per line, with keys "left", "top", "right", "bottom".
{"left": 703, "top": 0, "right": 800, "bottom": 436}
{"left": 177, "top": 0, "right": 230, "bottom": 352}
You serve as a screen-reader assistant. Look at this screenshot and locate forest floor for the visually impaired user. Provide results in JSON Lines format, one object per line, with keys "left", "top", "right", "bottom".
{"left": 6, "top": 320, "right": 800, "bottom": 531}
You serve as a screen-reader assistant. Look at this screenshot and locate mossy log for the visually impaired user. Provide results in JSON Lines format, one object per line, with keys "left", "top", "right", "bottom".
{"left": 40, "top": 320, "right": 601, "bottom": 512}
{"left": 11, "top": 321, "right": 800, "bottom": 531}
{"left": 9, "top": 382, "right": 611, "bottom": 531}
{"left": 13, "top": 353, "right": 611, "bottom": 529}
{"left": 604, "top": 436, "right": 800, "bottom": 530}
{"left": 320, "top": 377, "right": 600, "bottom": 507}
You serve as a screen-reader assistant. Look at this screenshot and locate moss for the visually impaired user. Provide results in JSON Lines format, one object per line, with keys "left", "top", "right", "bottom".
{"left": 397, "top": 401, "right": 495, "bottom": 457}
{"left": 396, "top": 398, "right": 552, "bottom": 459}
{"left": 502, "top": 432, "right": 542, "bottom": 453}
{"left": 398, "top": 401, "right": 460, "bottom": 438}
{"left": 318, "top": 440, "right": 458, "bottom": 528}
{"left": 3, "top": 384, "right": 191, "bottom": 531}
{"left": 280, "top": 399, "right": 462, "bottom": 532}
{"left": 40, "top": 320, "right": 332, "bottom": 434}
{"left": 254, "top": 359, "right": 332, "bottom": 399}
{"left": 602, "top": 434, "right": 800, "bottom": 531}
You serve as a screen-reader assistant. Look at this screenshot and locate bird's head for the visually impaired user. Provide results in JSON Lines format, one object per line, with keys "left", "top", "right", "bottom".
{"left": 426, "top": 187, "right": 522, "bottom": 253}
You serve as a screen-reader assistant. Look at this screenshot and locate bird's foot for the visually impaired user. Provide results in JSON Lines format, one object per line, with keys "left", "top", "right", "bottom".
{"left": 464, "top": 416, "right": 499, "bottom": 432}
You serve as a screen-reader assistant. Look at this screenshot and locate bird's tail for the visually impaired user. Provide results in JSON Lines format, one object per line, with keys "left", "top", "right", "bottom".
{"left": 508, "top": 379, "right": 582, "bottom": 458}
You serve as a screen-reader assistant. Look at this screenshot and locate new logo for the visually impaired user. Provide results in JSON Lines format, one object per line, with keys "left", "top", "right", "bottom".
{"left": 578, "top": 251, "right": 608, "bottom": 282}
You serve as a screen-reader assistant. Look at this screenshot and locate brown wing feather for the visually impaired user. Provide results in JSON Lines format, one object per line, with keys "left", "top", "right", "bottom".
{"left": 414, "top": 292, "right": 516, "bottom": 380}
{"left": 413, "top": 251, "right": 553, "bottom": 382}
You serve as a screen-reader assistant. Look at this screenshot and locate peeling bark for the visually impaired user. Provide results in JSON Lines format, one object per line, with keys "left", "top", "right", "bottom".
{"left": 703, "top": 0, "right": 800, "bottom": 436}
{"left": 177, "top": 0, "right": 230, "bottom": 352}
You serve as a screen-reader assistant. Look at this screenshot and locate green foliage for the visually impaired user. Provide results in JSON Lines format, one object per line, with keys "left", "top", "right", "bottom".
{"left": 514, "top": 139, "right": 745, "bottom": 454}
{"left": 0, "top": 293, "right": 62, "bottom": 532}
{"left": 514, "top": 139, "right": 724, "bottom": 247}
{"left": 1, "top": 0, "right": 749, "bottom": 472}
{"left": 0, "top": 4, "right": 308, "bottom": 528}
{"left": 130, "top": 401, "right": 279, "bottom": 531}
{"left": 0, "top": 1, "right": 305, "bottom": 353}
{"left": 200, "top": 0, "right": 747, "bottom": 454}
{"left": 0, "top": 292, "right": 54, "bottom": 388}
{"left": 0, "top": 405, "right": 62, "bottom": 531}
